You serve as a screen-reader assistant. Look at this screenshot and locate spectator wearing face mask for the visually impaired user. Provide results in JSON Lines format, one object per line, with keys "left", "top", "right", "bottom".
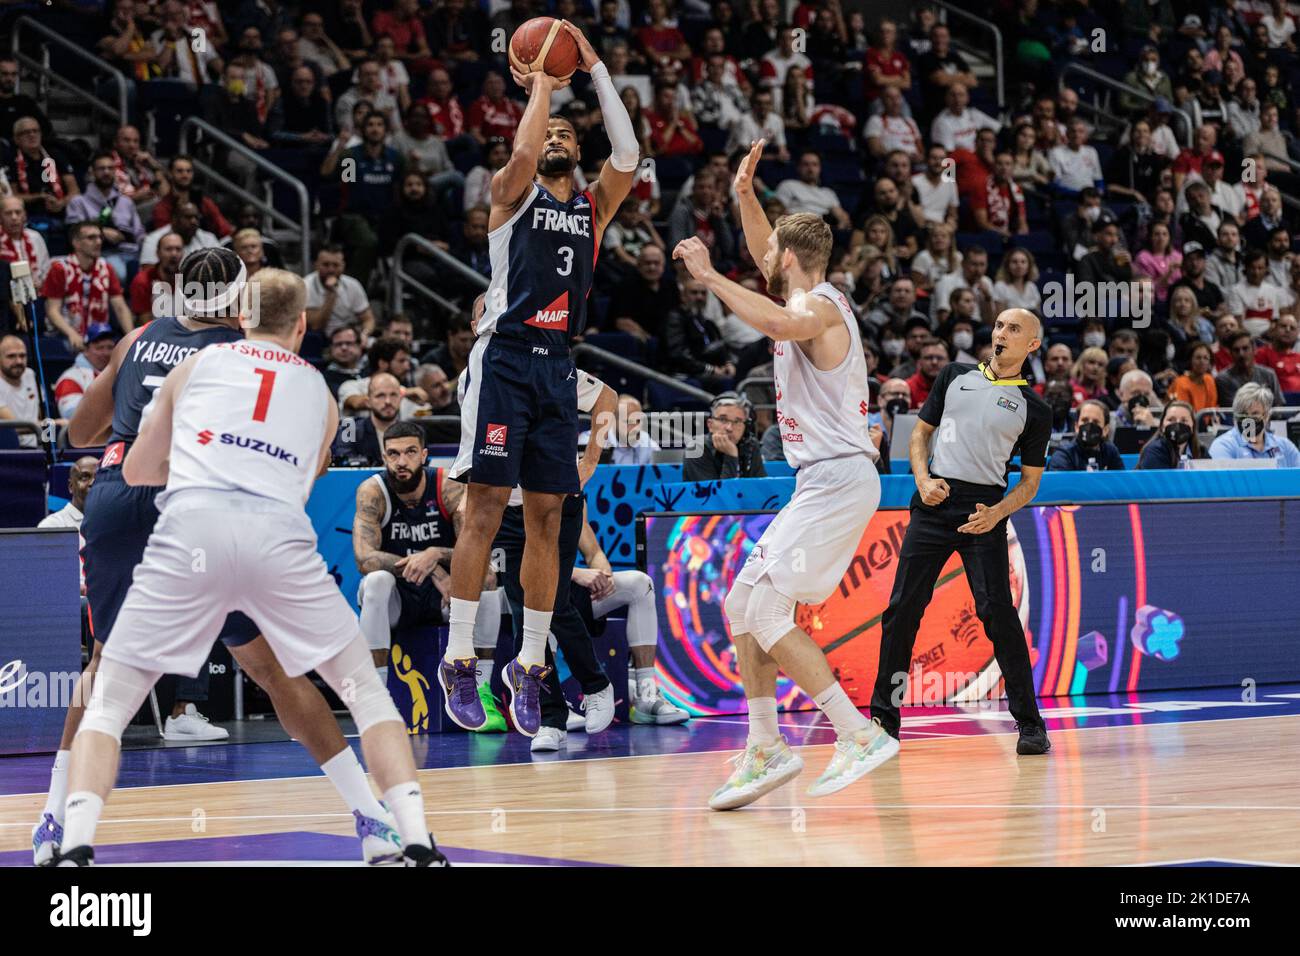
{"left": 942, "top": 314, "right": 978, "bottom": 364}
{"left": 1048, "top": 399, "right": 1125, "bottom": 471}
{"left": 1209, "top": 382, "right": 1300, "bottom": 465}
{"left": 1137, "top": 401, "right": 1206, "bottom": 468}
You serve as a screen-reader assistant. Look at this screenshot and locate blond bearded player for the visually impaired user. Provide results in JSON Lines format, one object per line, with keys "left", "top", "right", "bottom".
{"left": 674, "top": 139, "right": 898, "bottom": 809}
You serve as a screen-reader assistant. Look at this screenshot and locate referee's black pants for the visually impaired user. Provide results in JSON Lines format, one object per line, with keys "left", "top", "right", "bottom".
{"left": 494, "top": 494, "right": 611, "bottom": 732}
{"left": 869, "top": 477, "right": 1043, "bottom": 739}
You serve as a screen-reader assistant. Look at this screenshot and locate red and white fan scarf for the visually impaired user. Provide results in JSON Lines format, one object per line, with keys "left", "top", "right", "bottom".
{"left": 58, "top": 255, "right": 112, "bottom": 334}
{"left": 15, "top": 149, "right": 63, "bottom": 200}
{"left": 0, "top": 229, "right": 37, "bottom": 266}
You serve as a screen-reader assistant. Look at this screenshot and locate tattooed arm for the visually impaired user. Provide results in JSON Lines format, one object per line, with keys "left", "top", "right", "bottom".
{"left": 353, "top": 478, "right": 402, "bottom": 575}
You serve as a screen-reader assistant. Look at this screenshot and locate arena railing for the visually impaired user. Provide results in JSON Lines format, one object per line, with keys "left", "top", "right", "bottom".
{"left": 389, "top": 232, "right": 487, "bottom": 317}
{"left": 178, "top": 116, "right": 312, "bottom": 275}
{"left": 933, "top": 1, "right": 1005, "bottom": 113}
{"left": 1060, "top": 62, "right": 1195, "bottom": 149}
{"left": 10, "top": 15, "right": 128, "bottom": 129}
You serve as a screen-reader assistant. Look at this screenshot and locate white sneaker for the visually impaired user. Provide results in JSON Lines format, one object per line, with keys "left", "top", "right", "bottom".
{"left": 565, "top": 709, "right": 586, "bottom": 732}
{"left": 631, "top": 679, "right": 690, "bottom": 725}
{"left": 163, "top": 704, "right": 230, "bottom": 741}
{"left": 530, "top": 726, "right": 566, "bottom": 752}
{"left": 806, "top": 722, "right": 899, "bottom": 798}
{"left": 580, "top": 683, "right": 615, "bottom": 734}
{"left": 708, "top": 736, "right": 804, "bottom": 811}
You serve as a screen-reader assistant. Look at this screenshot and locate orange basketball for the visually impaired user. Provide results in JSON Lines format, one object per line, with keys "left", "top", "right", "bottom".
{"left": 509, "top": 17, "right": 580, "bottom": 80}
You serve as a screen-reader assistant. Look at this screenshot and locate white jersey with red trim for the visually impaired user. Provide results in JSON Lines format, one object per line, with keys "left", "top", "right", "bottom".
{"left": 772, "top": 281, "right": 877, "bottom": 469}
{"left": 159, "top": 341, "right": 332, "bottom": 510}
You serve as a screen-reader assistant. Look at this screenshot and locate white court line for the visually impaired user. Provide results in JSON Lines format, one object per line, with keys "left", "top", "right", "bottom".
{"left": 5, "top": 801, "right": 1299, "bottom": 830}
{"left": 2, "top": 709, "right": 1298, "bottom": 802}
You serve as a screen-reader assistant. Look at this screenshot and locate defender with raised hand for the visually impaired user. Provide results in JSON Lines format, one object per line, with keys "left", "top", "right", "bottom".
{"left": 444, "top": 21, "right": 639, "bottom": 737}
{"left": 674, "top": 140, "right": 897, "bottom": 810}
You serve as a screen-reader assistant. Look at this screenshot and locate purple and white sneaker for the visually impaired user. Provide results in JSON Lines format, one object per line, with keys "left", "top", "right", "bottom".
{"left": 32, "top": 812, "right": 62, "bottom": 867}
{"left": 501, "top": 658, "right": 552, "bottom": 738}
{"left": 438, "top": 657, "right": 486, "bottom": 730}
{"left": 354, "top": 808, "right": 404, "bottom": 865}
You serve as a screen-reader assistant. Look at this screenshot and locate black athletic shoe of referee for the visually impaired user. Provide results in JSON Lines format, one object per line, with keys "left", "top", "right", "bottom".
{"left": 869, "top": 308, "right": 1052, "bottom": 756}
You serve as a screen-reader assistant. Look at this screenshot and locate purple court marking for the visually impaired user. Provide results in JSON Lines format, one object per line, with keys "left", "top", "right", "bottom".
{"left": 0, "top": 831, "right": 607, "bottom": 867}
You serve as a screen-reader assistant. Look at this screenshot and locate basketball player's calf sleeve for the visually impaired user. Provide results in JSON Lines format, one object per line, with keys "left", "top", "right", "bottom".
{"left": 43, "top": 750, "right": 71, "bottom": 821}
{"left": 359, "top": 571, "right": 399, "bottom": 653}
{"left": 383, "top": 783, "right": 432, "bottom": 850}
{"left": 746, "top": 697, "right": 779, "bottom": 747}
{"left": 316, "top": 636, "right": 403, "bottom": 735}
{"left": 591, "top": 571, "right": 659, "bottom": 647}
{"left": 472, "top": 588, "right": 503, "bottom": 650}
{"left": 321, "top": 748, "right": 387, "bottom": 820}
{"left": 77, "top": 658, "right": 161, "bottom": 742}
{"left": 445, "top": 597, "right": 479, "bottom": 661}
{"left": 812, "top": 683, "right": 870, "bottom": 738}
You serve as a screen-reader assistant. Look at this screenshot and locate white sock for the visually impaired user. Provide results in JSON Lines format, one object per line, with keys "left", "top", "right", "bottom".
{"left": 62, "top": 791, "right": 104, "bottom": 851}
{"left": 519, "top": 607, "right": 551, "bottom": 667}
{"left": 633, "top": 666, "right": 656, "bottom": 697}
{"left": 812, "top": 683, "right": 870, "bottom": 738}
{"left": 746, "top": 696, "right": 779, "bottom": 747}
{"left": 43, "top": 749, "right": 71, "bottom": 820}
{"left": 383, "top": 782, "right": 431, "bottom": 849}
{"left": 474, "top": 657, "right": 494, "bottom": 687}
{"left": 321, "top": 748, "right": 388, "bottom": 820}
{"left": 444, "top": 598, "right": 479, "bottom": 661}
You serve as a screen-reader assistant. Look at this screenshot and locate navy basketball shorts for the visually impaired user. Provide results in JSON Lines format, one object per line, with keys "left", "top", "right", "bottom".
{"left": 81, "top": 468, "right": 259, "bottom": 650}
{"left": 394, "top": 577, "right": 445, "bottom": 629}
{"left": 451, "top": 334, "right": 580, "bottom": 494}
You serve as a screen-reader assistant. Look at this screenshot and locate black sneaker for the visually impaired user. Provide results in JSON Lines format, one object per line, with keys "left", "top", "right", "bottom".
{"left": 403, "top": 837, "right": 451, "bottom": 867}
{"left": 53, "top": 845, "right": 94, "bottom": 867}
{"left": 1015, "top": 722, "right": 1051, "bottom": 755}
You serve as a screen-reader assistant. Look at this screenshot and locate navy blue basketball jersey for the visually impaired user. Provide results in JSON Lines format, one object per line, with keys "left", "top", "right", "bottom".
{"left": 375, "top": 466, "right": 456, "bottom": 556}
{"left": 480, "top": 183, "right": 598, "bottom": 350}
{"left": 101, "top": 317, "right": 242, "bottom": 467}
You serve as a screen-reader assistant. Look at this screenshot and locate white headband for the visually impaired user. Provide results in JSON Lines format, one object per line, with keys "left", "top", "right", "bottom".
{"left": 183, "top": 260, "right": 248, "bottom": 316}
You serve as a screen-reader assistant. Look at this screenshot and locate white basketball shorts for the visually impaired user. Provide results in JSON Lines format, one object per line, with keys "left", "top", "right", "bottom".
{"left": 735, "top": 455, "right": 881, "bottom": 603}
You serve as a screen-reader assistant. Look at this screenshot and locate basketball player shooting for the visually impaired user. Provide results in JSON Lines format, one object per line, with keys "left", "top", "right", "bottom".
{"left": 56, "top": 270, "right": 447, "bottom": 867}
{"left": 673, "top": 140, "right": 899, "bottom": 809}
{"left": 444, "top": 21, "right": 638, "bottom": 737}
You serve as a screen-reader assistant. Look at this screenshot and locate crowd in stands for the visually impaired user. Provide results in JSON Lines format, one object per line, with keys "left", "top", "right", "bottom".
{"left": 2, "top": 0, "right": 1300, "bottom": 469}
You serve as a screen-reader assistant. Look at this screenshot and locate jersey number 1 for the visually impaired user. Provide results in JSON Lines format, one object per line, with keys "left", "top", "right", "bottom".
{"left": 252, "top": 367, "right": 276, "bottom": 422}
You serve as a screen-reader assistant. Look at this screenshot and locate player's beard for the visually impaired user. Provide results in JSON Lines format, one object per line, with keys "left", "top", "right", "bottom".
{"left": 765, "top": 260, "right": 787, "bottom": 299}
{"left": 538, "top": 150, "right": 576, "bottom": 177}
{"left": 388, "top": 467, "right": 421, "bottom": 494}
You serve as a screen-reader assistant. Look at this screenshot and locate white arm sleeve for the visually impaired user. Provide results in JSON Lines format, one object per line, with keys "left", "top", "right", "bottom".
{"left": 591, "top": 62, "right": 640, "bottom": 172}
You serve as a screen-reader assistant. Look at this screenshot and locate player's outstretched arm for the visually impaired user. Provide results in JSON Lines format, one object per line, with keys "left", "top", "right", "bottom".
{"left": 491, "top": 68, "right": 567, "bottom": 219}
{"left": 672, "top": 237, "right": 832, "bottom": 342}
{"left": 564, "top": 22, "right": 638, "bottom": 233}
{"left": 123, "top": 348, "right": 199, "bottom": 486}
{"left": 67, "top": 325, "right": 146, "bottom": 447}
{"left": 733, "top": 138, "right": 771, "bottom": 268}
{"left": 352, "top": 478, "right": 402, "bottom": 575}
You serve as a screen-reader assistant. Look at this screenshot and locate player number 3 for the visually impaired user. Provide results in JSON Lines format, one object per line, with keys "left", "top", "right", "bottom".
{"left": 557, "top": 246, "right": 573, "bottom": 276}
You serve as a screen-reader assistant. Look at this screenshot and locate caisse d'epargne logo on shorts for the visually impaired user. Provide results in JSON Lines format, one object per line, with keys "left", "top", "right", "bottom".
{"left": 481, "top": 423, "right": 509, "bottom": 457}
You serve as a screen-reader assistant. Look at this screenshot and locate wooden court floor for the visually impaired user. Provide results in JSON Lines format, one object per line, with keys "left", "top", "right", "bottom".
{"left": 2, "top": 715, "right": 1297, "bottom": 866}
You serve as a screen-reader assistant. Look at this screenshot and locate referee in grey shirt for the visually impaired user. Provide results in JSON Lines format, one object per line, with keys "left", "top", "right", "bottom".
{"left": 870, "top": 309, "right": 1053, "bottom": 755}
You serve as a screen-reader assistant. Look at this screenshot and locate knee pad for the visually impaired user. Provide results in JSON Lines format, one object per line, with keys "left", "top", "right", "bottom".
{"left": 77, "top": 659, "right": 160, "bottom": 743}
{"left": 621, "top": 571, "right": 659, "bottom": 648}
{"left": 316, "top": 636, "right": 402, "bottom": 735}
{"left": 745, "top": 582, "right": 797, "bottom": 652}
{"left": 358, "top": 569, "right": 397, "bottom": 609}
{"left": 723, "top": 582, "right": 753, "bottom": 636}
